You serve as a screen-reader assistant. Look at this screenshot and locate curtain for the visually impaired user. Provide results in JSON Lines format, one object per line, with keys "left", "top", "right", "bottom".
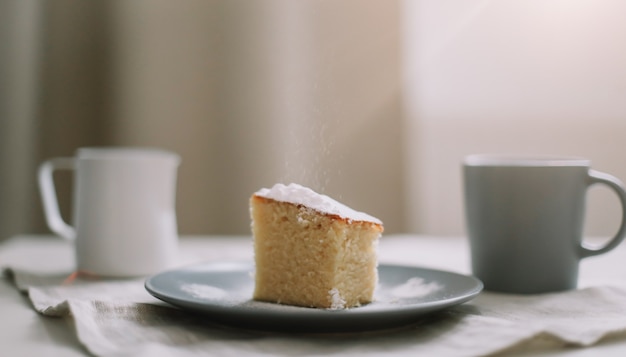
{"left": 0, "top": 0, "right": 404, "bottom": 241}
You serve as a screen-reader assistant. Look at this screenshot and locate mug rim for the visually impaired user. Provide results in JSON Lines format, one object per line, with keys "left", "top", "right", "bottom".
{"left": 464, "top": 154, "right": 590, "bottom": 167}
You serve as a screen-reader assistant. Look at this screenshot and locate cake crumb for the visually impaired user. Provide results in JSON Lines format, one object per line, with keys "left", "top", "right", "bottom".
{"left": 328, "top": 288, "right": 346, "bottom": 310}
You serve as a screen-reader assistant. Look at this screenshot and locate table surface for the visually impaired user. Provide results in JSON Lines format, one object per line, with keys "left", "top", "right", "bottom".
{"left": 2, "top": 234, "right": 626, "bottom": 356}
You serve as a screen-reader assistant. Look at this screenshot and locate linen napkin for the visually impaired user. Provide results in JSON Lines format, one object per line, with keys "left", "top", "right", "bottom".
{"left": 5, "top": 266, "right": 626, "bottom": 357}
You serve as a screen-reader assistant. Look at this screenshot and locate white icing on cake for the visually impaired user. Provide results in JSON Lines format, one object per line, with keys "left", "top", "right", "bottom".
{"left": 254, "top": 183, "right": 382, "bottom": 224}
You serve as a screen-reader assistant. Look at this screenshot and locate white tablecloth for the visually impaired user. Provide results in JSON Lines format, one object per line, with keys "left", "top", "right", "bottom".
{"left": 2, "top": 234, "right": 626, "bottom": 356}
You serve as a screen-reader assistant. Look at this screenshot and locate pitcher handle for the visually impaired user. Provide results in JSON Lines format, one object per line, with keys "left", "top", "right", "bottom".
{"left": 38, "top": 157, "right": 76, "bottom": 240}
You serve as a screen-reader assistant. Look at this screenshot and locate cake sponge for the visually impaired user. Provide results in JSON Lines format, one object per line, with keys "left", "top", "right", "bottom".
{"left": 250, "top": 183, "right": 383, "bottom": 309}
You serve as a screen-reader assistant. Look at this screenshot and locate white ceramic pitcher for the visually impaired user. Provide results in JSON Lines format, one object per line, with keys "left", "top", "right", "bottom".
{"left": 38, "top": 147, "right": 181, "bottom": 277}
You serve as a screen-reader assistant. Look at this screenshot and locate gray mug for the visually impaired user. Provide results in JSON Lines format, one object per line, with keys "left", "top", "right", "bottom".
{"left": 463, "top": 155, "right": 626, "bottom": 294}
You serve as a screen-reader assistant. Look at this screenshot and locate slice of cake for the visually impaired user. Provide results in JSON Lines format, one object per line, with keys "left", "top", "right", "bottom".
{"left": 250, "top": 183, "right": 384, "bottom": 309}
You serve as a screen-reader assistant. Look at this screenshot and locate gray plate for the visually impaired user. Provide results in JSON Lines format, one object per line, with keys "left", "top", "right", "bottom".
{"left": 145, "top": 262, "right": 483, "bottom": 332}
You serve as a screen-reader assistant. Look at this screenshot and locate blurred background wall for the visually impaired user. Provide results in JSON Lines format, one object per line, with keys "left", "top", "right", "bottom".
{"left": 0, "top": 0, "right": 403, "bottom": 240}
{"left": 2, "top": 0, "right": 625, "bottom": 241}
{"left": 403, "top": 0, "right": 626, "bottom": 236}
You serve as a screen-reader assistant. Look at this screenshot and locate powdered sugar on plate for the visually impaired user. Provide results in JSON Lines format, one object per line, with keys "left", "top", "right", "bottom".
{"left": 180, "top": 283, "right": 229, "bottom": 300}
{"left": 389, "top": 277, "right": 443, "bottom": 299}
{"left": 254, "top": 183, "right": 382, "bottom": 224}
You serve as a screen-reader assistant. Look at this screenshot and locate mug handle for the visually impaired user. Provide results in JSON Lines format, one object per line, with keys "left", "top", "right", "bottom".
{"left": 579, "top": 169, "right": 626, "bottom": 258}
{"left": 38, "top": 158, "right": 76, "bottom": 241}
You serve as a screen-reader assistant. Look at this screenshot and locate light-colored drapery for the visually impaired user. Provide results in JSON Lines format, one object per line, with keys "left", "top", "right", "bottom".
{"left": 0, "top": 0, "right": 404, "bottom": 240}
